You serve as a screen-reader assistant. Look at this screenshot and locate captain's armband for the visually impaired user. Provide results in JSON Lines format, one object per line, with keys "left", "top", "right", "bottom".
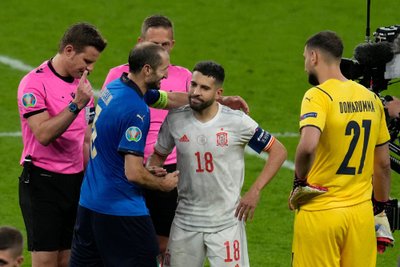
{"left": 144, "top": 89, "right": 168, "bottom": 109}
{"left": 248, "top": 127, "right": 274, "bottom": 153}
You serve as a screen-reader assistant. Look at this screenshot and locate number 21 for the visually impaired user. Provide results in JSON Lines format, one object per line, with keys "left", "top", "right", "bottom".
{"left": 336, "top": 120, "right": 371, "bottom": 175}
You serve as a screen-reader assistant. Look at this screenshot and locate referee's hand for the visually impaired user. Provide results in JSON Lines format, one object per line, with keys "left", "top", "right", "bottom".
{"left": 74, "top": 70, "right": 93, "bottom": 109}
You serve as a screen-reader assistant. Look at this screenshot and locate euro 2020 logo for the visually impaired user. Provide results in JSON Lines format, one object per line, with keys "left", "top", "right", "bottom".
{"left": 22, "top": 93, "right": 37, "bottom": 108}
{"left": 125, "top": 126, "right": 142, "bottom": 142}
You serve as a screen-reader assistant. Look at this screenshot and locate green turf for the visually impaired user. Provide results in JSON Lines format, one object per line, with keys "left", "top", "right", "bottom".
{"left": 1, "top": 0, "right": 399, "bottom": 266}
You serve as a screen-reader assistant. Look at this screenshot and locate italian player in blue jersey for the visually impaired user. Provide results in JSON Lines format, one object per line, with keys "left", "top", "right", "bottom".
{"left": 70, "top": 43, "right": 184, "bottom": 267}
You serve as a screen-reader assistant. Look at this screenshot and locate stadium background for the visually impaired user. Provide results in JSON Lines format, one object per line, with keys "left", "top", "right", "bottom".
{"left": 0, "top": 0, "right": 399, "bottom": 265}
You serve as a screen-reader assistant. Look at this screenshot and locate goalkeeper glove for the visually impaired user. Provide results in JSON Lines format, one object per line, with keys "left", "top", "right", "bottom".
{"left": 372, "top": 197, "right": 390, "bottom": 216}
{"left": 375, "top": 210, "right": 394, "bottom": 253}
{"left": 288, "top": 176, "right": 328, "bottom": 210}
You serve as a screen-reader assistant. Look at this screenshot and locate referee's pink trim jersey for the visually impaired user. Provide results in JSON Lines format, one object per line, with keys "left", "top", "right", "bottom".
{"left": 17, "top": 60, "right": 94, "bottom": 174}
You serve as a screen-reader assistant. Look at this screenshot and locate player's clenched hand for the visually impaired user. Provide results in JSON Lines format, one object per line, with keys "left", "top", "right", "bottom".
{"left": 74, "top": 70, "right": 93, "bottom": 109}
{"left": 235, "top": 186, "right": 260, "bottom": 222}
{"left": 146, "top": 166, "right": 167, "bottom": 177}
{"left": 159, "top": 170, "right": 179, "bottom": 192}
{"left": 375, "top": 210, "right": 394, "bottom": 253}
{"left": 288, "top": 177, "right": 328, "bottom": 210}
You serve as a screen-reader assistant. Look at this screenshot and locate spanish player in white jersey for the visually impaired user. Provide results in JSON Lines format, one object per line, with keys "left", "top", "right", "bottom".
{"left": 147, "top": 61, "right": 287, "bottom": 267}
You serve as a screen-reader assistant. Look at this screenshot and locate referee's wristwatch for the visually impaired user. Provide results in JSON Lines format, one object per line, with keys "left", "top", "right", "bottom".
{"left": 68, "top": 102, "right": 81, "bottom": 115}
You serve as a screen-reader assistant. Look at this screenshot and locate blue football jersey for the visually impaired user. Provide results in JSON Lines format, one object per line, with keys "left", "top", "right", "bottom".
{"left": 79, "top": 74, "right": 151, "bottom": 216}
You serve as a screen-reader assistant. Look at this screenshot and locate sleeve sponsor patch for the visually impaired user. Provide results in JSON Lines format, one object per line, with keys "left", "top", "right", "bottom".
{"left": 300, "top": 112, "right": 317, "bottom": 121}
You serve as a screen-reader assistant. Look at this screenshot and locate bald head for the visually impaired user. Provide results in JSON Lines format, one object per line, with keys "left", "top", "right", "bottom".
{"left": 128, "top": 42, "right": 169, "bottom": 74}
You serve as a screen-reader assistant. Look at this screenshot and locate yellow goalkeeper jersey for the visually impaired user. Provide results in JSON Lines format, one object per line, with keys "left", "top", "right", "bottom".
{"left": 299, "top": 79, "right": 389, "bottom": 211}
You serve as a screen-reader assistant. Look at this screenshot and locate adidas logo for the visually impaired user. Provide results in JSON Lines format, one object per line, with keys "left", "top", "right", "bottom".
{"left": 179, "top": 134, "right": 189, "bottom": 142}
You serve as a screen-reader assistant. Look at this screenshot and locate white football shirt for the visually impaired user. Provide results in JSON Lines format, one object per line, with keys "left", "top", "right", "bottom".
{"left": 155, "top": 104, "right": 274, "bottom": 232}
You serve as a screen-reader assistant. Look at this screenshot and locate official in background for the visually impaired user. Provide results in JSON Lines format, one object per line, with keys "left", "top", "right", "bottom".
{"left": 17, "top": 22, "right": 107, "bottom": 267}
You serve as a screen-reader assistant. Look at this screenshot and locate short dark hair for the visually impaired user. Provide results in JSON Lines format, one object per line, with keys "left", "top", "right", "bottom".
{"left": 305, "top": 31, "right": 343, "bottom": 59}
{"left": 128, "top": 42, "right": 166, "bottom": 73}
{"left": 193, "top": 61, "right": 225, "bottom": 85}
{"left": 0, "top": 226, "right": 23, "bottom": 258}
{"left": 58, "top": 22, "right": 107, "bottom": 53}
{"left": 141, "top": 15, "right": 174, "bottom": 38}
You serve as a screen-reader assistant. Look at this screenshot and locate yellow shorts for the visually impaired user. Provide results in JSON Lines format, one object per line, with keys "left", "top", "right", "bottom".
{"left": 292, "top": 201, "right": 376, "bottom": 267}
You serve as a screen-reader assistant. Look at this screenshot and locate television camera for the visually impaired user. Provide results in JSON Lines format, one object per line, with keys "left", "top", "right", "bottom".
{"left": 340, "top": 25, "right": 400, "bottom": 231}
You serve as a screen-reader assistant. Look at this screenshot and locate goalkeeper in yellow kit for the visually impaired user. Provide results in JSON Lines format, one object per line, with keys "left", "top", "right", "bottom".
{"left": 290, "top": 31, "right": 392, "bottom": 267}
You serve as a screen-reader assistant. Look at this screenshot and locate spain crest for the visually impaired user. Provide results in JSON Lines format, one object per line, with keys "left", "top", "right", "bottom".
{"left": 216, "top": 130, "right": 228, "bottom": 147}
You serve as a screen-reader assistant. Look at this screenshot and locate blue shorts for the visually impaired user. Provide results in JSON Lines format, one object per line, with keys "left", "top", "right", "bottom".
{"left": 70, "top": 206, "right": 159, "bottom": 267}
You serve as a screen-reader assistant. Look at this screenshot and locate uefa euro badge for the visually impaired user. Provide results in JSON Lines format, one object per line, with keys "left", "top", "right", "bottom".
{"left": 22, "top": 93, "right": 37, "bottom": 108}
{"left": 125, "top": 126, "right": 142, "bottom": 142}
{"left": 216, "top": 129, "right": 228, "bottom": 147}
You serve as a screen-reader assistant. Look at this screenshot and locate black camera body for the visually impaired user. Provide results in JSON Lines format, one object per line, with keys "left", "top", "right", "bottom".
{"left": 386, "top": 199, "right": 400, "bottom": 231}
{"left": 340, "top": 25, "right": 400, "bottom": 94}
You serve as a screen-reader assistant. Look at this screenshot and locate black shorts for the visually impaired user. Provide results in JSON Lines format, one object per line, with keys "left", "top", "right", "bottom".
{"left": 70, "top": 206, "right": 159, "bottom": 267}
{"left": 18, "top": 164, "right": 83, "bottom": 251}
{"left": 144, "top": 164, "right": 178, "bottom": 237}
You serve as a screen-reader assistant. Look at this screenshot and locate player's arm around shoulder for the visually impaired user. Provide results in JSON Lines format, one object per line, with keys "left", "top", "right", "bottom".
{"left": 146, "top": 89, "right": 250, "bottom": 112}
{"left": 125, "top": 153, "right": 178, "bottom": 192}
{"left": 145, "top": 89, "right": 188, "bottom": 110}
{"left": 235, "top": 138, "right": 287, "bottom": 221}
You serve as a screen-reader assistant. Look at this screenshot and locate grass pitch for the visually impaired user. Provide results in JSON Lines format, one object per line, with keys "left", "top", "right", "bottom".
{"left": 0, "top": 0, "right": 399, "bottom": 266}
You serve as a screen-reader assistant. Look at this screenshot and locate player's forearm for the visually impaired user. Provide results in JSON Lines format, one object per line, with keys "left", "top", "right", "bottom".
{"left": 373, "top": 171, "right": 391, "bottom": 202}
{"left": 253, "top": 141, "right": 287, "bottom": 191}
{"left": 166, "top": 92, "right": 188, "bottom": 109}
{"left": 125, "top": 153, "right": 170, "bottom": 190}
{"left": 294, "top": 149, "right": 314, "bottom": 179}
{"left": 294, "top": 127, "right": 321, "bottom": 179}
{"left": 146, "top": 152, "right": 167, "bottom": 168}
{"left": 125, "top": 163, "right": 164, "bottom": 190}
{"left": 295, "top": 139, "right": 316, "bottom": 178}
{"left": 373, "top": 144, "right": 391, "bottom": 201}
